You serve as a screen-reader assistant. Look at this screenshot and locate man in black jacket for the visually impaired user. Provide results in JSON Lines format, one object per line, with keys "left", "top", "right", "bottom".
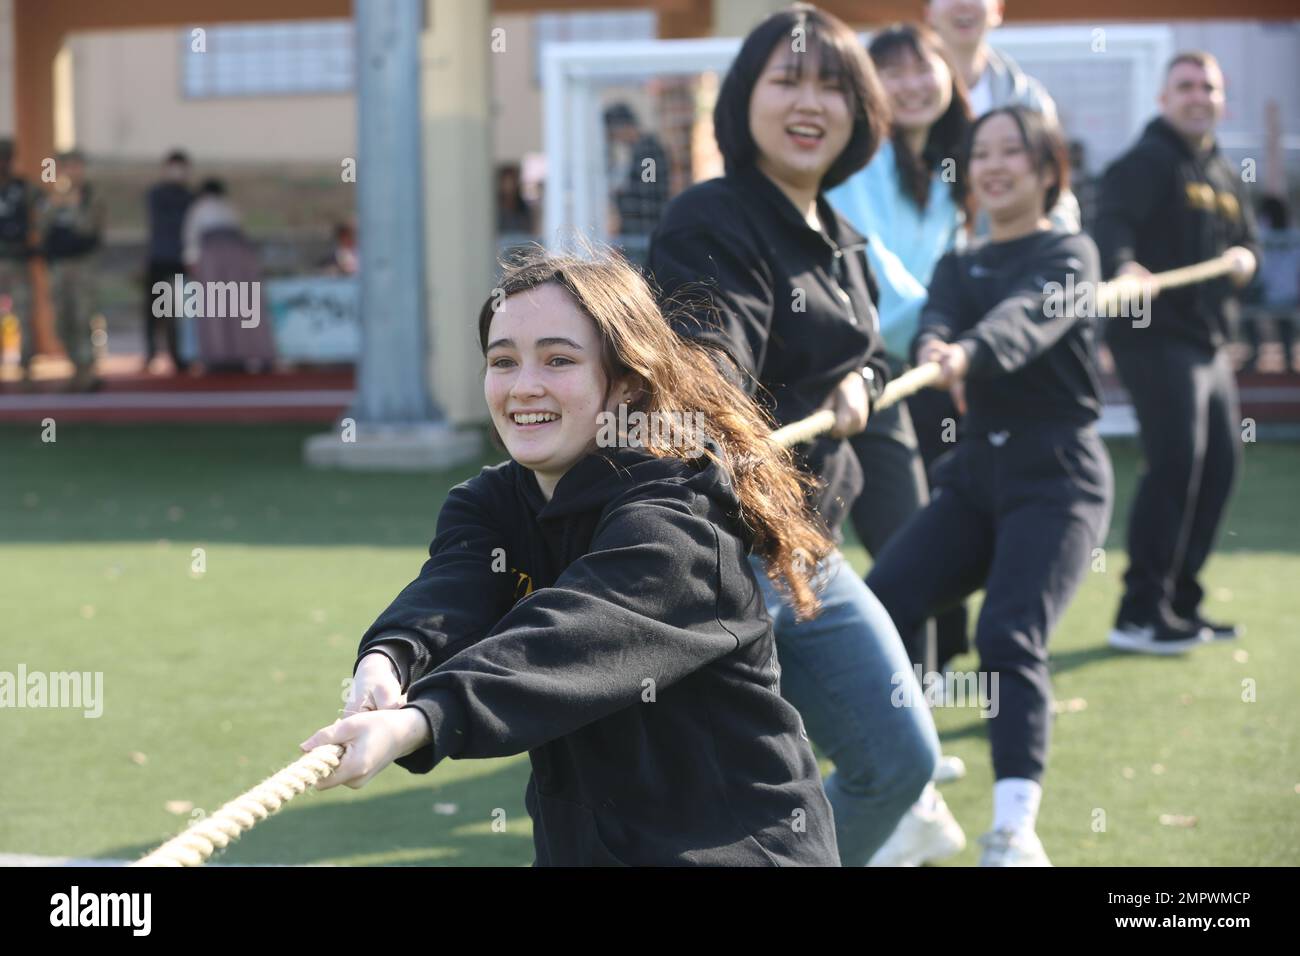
{"left": 143, "top": 150, "right": 194, "bottom": 373}
{"left": 1094, "top": 51, "right": 1258, "bottom": 655}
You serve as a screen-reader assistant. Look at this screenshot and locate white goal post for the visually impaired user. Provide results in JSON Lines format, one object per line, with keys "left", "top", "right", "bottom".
{"left": 540, "top": 24, "right": 1175, "bottom": 250}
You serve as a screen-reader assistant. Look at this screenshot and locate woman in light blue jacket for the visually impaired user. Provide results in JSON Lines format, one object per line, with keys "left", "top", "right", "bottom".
{"left": 826, "top": 22, "right": 972, "bottom": 867}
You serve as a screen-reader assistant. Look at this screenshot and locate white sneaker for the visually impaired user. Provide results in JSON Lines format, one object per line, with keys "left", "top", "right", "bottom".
{"left": 932, "top": 754, "right": 967, "bottom": 784}
{"left": 868, "top": 790, "right": 966, "bottom": 866}
{"left": 977, "top": 827, "right": 1052, "bottom": 866}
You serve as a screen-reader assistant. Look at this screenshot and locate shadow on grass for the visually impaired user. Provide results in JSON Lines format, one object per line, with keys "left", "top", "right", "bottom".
{"left": 100, "top": 758, "right": 536, "bottom": 867}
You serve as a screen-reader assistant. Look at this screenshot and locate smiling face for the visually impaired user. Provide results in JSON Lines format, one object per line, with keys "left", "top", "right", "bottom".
{"left": 876, "top": 44, "right": 953, "bottom": 138}
{"left": 748, "top": 39, "right": 854, "bottom": 194}
{"left": 926, "top": 0, "right": 1002, "bottom": 55}
{"left": 1160, "top": 59, "right": 1225, "bottom": 145}
{"left": 968, "top": 112, "right": 1052, "bottom": 224}
{"left": 484, "top": 282, "right": 631, "bottom": 498}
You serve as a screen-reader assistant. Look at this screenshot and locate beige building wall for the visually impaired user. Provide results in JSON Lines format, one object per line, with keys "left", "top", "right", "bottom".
{"left": 490, "top": 13, "right": 544, "bottom": 165}
{"left": 67, "top": 28, "right": 356, "bottom": 162}
{"left": 47, "top": 17, "right": 546, "bottom": 168}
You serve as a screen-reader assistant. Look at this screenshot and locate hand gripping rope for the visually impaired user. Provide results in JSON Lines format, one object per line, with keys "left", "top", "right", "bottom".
{"left": 771, "top": 250, "right": 1255, "bottom": 447}
{"left": 130, "top": 251, "right": 1249, "bottom": 866}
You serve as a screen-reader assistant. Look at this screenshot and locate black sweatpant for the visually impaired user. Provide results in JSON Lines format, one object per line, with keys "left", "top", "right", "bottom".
{"left": 906, "top": 386, "right": 971, "bottom": 668}
{"left": 144, "top": 258, "right": 187, "bottom": 369}
{"left": 850, "top": 384, "right": 932, "bottom": 668}
{"left": 867, "top": 423, "right": 1113, "bottom": 782}
{"left": 1110, "top": 340, "right": 1241, "bottom": 626}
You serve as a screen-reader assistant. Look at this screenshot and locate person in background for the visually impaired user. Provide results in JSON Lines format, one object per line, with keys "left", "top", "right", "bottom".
{"left": 40, "top": 150, "right": 106, "bottom": 393}
{"left": 495, "top": 164, "right": 534, "bottom": 236}
{"left": 181, "top": 178, "right": 241, "bottom": 270}
{"left": 826, "top": 22, "right": 972, "bottom": 866}
{"left": 924, "top": 0, "right": 1080, "bottom": 233}
{"left": 143, "top": 150, "right": 194, "bottom": 374}
{"left": 1095, "top": 51, "right": 1258, "bottom": 655}
{"left": 327, "top": 220, "right": 359, "bottom": 276}
{"left": 182, "top": 179, "right": 277, "bottom": 372}
{"left": 0, "top": 138, "right": 38, "bottom": 384}
{"left": 1240, "top": 195, "right": 1298, "bottom": 374}
{"left": 603, "top": 103, "right": 671, "bottom": 245}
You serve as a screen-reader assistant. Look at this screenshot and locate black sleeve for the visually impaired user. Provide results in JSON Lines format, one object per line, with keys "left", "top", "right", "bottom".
{"left": 355, "top": 481, "right": 517, "bottom": 692}
{"left": 911, "top": 252, "right": 965, "bottom": 360}
{"left": 956, "top": 235, "right": 1100, "bottom": 379}
{"left": 394, "top": 494, "right": 749, "bottom": 774}
{"left": 647, "top": 224, "right": 775, "bottom": 395}
{"left": 1094, "top": 147, "right": 1166, "bottom": 277}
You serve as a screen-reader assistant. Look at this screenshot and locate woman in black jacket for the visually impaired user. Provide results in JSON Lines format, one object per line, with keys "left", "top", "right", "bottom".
{"left": 866, "top": 106, "right": 1115, "bottom": 866}
{"left": 301, "top": 250, "right": 841, "bottom": 866}
{"left": 647, "top": 4, "right": 944, "bottom": 867}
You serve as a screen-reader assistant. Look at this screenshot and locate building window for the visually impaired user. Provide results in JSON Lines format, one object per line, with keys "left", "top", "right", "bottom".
{"left": 181, "top": 20, "right": 354, "bottom": 98}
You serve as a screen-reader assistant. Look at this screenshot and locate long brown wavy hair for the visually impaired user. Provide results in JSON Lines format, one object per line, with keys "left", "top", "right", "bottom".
{"left": 477, "top": 247, "right": 835, "bottom": 620}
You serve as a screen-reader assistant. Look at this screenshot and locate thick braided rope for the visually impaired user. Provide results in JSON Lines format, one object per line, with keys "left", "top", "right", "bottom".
{"left": 771, "top": 363, "right": 942, "bottom": 447}
{"left": 1095, "top": 250, "right": 1245, "bottom": 312}
{"left": 130, "top": 744, "right": 344, "bottom": 867}
{"left": 771, "top": 252, "right": 1248, "bottom": 449}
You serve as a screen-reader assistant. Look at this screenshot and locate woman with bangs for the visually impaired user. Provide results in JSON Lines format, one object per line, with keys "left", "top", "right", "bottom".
{"left": 648, "top": 3, "right": 942, "bottom": 867}
{"left": 300, "top": 248, "right": 843, "bottom": 866}
{"left": 866, "top": 105, "right": 1114, "bottom": 866}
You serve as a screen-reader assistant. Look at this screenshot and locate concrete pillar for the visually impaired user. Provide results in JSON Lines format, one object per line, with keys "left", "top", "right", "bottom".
{"left": 421, "top": 0, "right": 494, "bottom": 427}
{"left": 305, "top": 0, "right": 480, "bottom": 470}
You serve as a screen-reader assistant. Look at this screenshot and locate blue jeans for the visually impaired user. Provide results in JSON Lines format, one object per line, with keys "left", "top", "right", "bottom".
{"left": 749, "top": 551, "right": 940, "bottom": 866}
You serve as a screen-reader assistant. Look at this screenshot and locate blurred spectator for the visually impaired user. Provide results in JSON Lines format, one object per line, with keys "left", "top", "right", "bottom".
{"left": 321, "top": 220, "right": 359, "bottom": 275}
{"left": 181, "top": 178, "right": 241, "bottom": 268}
{"left": 1241, "top": 195, "right": 1299, "bottom": 373}
{"left": 39, "top": 150, "right": 106, "bottom": 392}
{"left": 0, "top": 138, "right": 37, "bottom": 383}
{"left": 182, "top": 179, "right": 277, "bottom": 372}
{"left": 1068, "top": 140, "right": 1100, "bottom": 232}
{"left": 144, "top": 149, "right": 194, "bottom": 373}
{"left": 603, "top": 103, "right": 670, "bottom": 241}
{"left": 495, "top": 164, "right": 534, "bottom": 235}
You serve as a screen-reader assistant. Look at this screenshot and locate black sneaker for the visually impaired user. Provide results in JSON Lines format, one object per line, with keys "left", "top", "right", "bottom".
{"left": 1178, "top": 614, "right": 1242, "bottom": 640}
{"left": 1108, "top": 618, "right": 1210, "bottom": 656}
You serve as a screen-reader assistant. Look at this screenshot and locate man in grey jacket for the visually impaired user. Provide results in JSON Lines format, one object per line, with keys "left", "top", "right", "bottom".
{"left": 926, "top": 0, "right": 1080, "bottom": 232}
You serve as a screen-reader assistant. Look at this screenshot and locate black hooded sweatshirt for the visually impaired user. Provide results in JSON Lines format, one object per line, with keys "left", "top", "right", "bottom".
{"left": 356, "top": 446, "right": 839, "bottom": 867}
{"left": 1094, "top": 116, "right": 1259, "bottom": 353}
{"left": 647, "top": 164, "right": 890, "bottom": 537}
{"left": 915, "top": 229, "right": 1103, "bottom": 435}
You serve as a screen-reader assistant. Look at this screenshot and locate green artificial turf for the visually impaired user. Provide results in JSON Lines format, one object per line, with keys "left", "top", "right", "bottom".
{"left": 1, "top": 424, "right": 1296, "bottom": 866}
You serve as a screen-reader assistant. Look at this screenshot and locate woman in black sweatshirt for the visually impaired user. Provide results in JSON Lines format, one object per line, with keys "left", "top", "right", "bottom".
{"left": 647, "top": 4, "right": 943, "bottom": 867}
{"left": 300, "top": 250, "right": 841, "bottom": 866}
{"left": 866, "top": 106, "right": 1114, "bottom": 866}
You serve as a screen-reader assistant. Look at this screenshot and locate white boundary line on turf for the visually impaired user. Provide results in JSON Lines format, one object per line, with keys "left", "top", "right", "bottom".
{"left": 0, "top": 390, "right": 354, "bottom": 411}
{"left": 0, "top": 853, "right": 134, "bottom": 867}
{"left": 0, "top": 852, "right": 297, "bottom": 867}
